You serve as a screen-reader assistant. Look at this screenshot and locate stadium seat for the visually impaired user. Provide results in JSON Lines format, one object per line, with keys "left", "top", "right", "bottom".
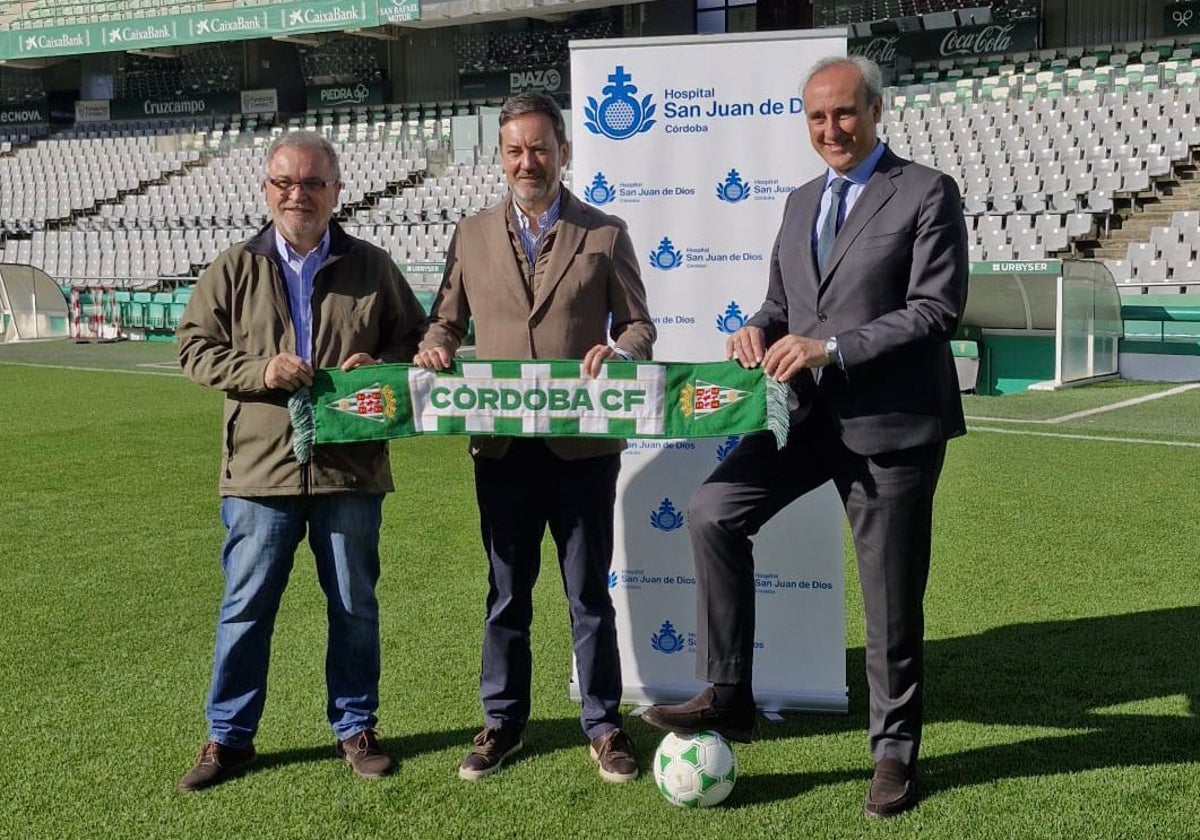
{"left": 126, "top": 292, "right": 150, "bottom": 328}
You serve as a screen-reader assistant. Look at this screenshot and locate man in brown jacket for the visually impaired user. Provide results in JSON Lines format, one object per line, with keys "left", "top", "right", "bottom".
{"left": 177, "top": 130, "right": 425, "bottom": 791}
{"left": 414, "top": 92, "right": 655, "bottom": 783}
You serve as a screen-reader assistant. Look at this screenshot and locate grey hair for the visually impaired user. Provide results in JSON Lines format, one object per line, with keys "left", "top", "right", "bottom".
{"left": 264, "top": 130, "right": 341, "bottom": 182}
{"left": 499, "top": 91, "right": 568, "bottom": 146}
{"left": 801, "top": 55, "right": 884, "bottom": 104}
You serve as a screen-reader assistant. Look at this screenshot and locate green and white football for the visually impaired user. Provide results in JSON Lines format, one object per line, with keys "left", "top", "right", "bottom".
{"left": 652, "top": 730, "right": 738, "bottom": 808}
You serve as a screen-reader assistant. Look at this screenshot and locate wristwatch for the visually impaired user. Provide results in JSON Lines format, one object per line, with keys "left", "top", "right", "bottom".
{"left": 823, "top": 336, "right": 839, "bottom": 366}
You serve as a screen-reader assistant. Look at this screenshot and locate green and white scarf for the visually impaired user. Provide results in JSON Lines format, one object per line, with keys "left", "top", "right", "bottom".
{"left": 289, "top": 359, "right": 790, "bottom": 463}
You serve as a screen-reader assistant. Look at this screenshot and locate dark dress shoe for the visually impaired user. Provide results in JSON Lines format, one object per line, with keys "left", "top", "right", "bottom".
{"left": 864, "top": 757, "right": 918, "bottom": 818}
{"left": 641, "top": 686, "right": 754, "bottom": 743}
{"left": 178, "top": 741, "right": 257, "bottom": 792}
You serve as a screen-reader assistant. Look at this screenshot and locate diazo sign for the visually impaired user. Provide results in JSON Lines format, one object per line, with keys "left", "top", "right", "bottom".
{"left": 510, "top": 67, "right": 564, "bottom": 93}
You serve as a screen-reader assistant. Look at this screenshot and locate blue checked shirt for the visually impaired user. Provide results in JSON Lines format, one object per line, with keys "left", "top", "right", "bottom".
{"left": 513, "top": 191, "right": 562, "bottom": 272}
{"left": 275, "top": 227, "right": 330, "bottom": 365}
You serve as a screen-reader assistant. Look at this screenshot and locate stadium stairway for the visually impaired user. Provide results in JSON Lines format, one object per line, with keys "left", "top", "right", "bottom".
{"left": 60, "top": 149, "right": 215, "bottom": 232}
{"left": 1083, "top": 160, "right": 1200, "bottom": 261}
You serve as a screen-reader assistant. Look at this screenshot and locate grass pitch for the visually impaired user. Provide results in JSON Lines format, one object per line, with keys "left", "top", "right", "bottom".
{"left": 1, "top": 343, "right": 1197, "bottom": 840}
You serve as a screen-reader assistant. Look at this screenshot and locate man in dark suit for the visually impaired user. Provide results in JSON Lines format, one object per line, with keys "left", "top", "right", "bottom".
{"left": 414, "top": 91, "right": 655, "bottom": 783}
{"left": 642, "top": 55, "right": 968, "bottom": 818}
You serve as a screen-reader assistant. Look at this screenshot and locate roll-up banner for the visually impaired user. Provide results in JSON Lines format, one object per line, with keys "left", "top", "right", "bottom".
{"left": 569, "top": 31, "right": 848, "bottom": 713}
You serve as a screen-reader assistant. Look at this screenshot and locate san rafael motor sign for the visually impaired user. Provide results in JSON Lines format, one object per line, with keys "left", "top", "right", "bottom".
{"left": 378, "top": 0, "right": 420, "bottom": 24}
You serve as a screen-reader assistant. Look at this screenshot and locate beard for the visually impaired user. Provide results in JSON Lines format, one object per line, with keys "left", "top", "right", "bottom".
{"left": 273, "top": 207, "right": 323, "bottom": 247}
{"left": 509, "top": 172, "right": 558, "bottom": 205}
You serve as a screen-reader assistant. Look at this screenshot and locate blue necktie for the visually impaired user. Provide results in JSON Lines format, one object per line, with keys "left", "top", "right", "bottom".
{"left": 816, "top": 178, "right": 850, "bottom": 275}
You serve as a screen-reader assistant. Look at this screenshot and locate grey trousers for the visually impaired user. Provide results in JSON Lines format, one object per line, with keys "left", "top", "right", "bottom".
{"left": 688, "top": 410, "right": 946, "bottom": 766}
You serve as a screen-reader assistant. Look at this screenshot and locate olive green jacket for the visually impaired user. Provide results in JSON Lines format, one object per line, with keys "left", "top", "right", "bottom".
{"left": 178, "top": 221, "right": 425, "bottom": 496}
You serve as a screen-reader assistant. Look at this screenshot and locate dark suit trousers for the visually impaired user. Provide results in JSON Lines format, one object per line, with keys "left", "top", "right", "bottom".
{"left": 688, "top": 404, "right": 946, "bottom": 766}
{"left": 473, "top": 439, "right": 623, "bottom": 740}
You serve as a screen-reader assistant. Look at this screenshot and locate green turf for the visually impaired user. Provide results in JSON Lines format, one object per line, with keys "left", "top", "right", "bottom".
{"left": 962, "top": 380, "right": 1182, "bottom": 421}
{"left": 1, "top": 347, "right": 1198, "bottom": 839}
{"left": 964, "top": 380, "right": 1200, "bottom": 443}
{"left": 0, "top": 338, "right": 183, "bottom": 373}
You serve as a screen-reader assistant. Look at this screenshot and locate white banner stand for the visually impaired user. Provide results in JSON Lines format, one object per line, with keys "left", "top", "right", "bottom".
{"left": 569, "top": 30, "right": 849, "bottom": 712}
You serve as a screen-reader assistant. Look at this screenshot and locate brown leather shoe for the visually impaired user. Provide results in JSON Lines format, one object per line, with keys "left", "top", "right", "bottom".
{"left": 337, "top": 728, "right": 396, "bottom": 778}
{"left": 641, "top": 687, "right": 755, "bottom": 743}
{"left": 178, "top": 741, "right": 256, "bottom": 792}
{"left": 589, "top": 728, "right": 639, "bottom": 782}
{"left": 458, "top": 726, "right": 523, "bottom": 781}
{"left": 863, "top": 758, "right": 918, "bottom": 818}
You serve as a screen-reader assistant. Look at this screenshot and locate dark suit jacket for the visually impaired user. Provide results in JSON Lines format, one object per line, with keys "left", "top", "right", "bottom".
{"left": 746, "top": 147, "right": 968, "bottom": 456}
{"left": 419, "top": 188, "right": 656, "bottom": 460}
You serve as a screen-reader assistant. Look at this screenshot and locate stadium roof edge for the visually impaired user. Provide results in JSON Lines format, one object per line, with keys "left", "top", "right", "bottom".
{"left": 395, "top": 0, "right": 642, "bottom": 29}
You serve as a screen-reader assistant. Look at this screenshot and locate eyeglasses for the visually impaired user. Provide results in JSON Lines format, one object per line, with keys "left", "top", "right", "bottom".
{"left": 265, "top": 177, "right": 338, "bottom": 193}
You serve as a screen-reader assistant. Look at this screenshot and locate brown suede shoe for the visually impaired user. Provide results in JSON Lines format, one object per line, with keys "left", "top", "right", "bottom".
{"left": 589, "top": 728, "right": 639, "bottom": 782}
{"left": 863, "top": 758, "right": 918, "bottom": 818}
{"left": 459, "top": 726, "right": 523, "bottom": 781}
{"left": 337, "top": 728, "right": 396, "bottom": 778}
{"left": 178, "top": 741, "right": 257, "bottom": 792}
{"left": 641, "top": 687, "right": 755, "bottom": 743}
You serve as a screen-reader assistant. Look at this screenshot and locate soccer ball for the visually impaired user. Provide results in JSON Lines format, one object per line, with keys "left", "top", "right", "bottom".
{"left": 652, "top": 730, "right": 738, "bottom": 808}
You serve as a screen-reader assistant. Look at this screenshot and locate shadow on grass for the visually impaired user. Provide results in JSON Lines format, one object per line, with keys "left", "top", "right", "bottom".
{"left": 238, "top": 608, "right": 1199, "bottom": 801}
{"left": 921, "top": 605, "right": 1200, "bottom": 794}
{"left": 247, "top": 717, "right": 616, "bottom": 777}
{"left": 724, "top": 606, "right": 1200, "bottom": 807}
{"left": 392, "top": 719, "right": 599, "bottom": 769}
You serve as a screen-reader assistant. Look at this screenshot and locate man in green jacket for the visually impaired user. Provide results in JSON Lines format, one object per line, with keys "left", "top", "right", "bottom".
{"left": 177, "top": 130, "right": 425, "bottom": 791}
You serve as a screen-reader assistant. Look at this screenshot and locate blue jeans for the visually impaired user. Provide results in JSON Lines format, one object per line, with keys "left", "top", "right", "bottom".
{"left": 206, "top": 494, "right": 384, "bottom": 748}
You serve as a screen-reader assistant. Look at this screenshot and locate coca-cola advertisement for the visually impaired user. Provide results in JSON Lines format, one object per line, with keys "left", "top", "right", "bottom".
{"left": 848, "top": 19, "right": 1039, "bottom": 69}
{"left": 850, "top": 36, "right": 899, "bottom": 65}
